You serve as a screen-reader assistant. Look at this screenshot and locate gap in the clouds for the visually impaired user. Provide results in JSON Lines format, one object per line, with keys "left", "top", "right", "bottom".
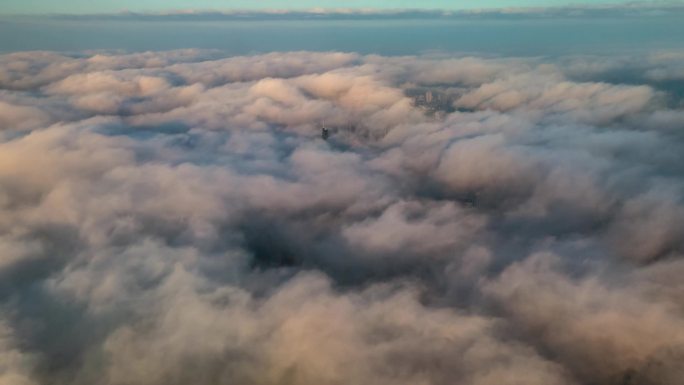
{"left": 94, "top": 122, "right": 319, "bottom": 180}
{"left": 95, "top": 121, "right": 192, "bottom": 140}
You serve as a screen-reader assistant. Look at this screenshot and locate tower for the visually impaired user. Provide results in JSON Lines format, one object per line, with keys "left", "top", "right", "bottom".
{"left": 321, "top": 121, "right": 329, "bottom": 140}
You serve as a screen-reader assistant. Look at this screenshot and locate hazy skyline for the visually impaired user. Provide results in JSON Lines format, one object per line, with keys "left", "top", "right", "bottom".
{"left": 2, "top": 6, "right": 683, "bottom": 55}
{"left": 2, "top": 2, "right": 684, "bottom": 54}
{"left": 0, "top": 0, "right": 666, "bottom": 14}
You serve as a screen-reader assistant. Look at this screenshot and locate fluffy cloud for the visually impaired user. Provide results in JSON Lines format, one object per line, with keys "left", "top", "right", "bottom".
{"left": 0, "top": 49, "right": 683, "bottom": 385}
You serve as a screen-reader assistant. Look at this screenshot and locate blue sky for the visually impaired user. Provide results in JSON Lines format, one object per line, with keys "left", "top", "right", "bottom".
{"left": 1, "top": 0, "right": 643, "bottom": 14}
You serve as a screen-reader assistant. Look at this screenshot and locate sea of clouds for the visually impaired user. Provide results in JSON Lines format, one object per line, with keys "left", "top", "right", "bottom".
{"left": 0, "top": 49, "right": 684, "bottom": 385}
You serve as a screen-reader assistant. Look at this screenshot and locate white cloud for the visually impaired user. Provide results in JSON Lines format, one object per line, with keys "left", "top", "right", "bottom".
{"left": 0, "top": 49, "right": 683, "bottom": 385}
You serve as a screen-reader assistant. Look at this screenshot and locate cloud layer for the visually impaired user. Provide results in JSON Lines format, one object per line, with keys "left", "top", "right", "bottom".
{"left": 1, "top": 49, "right": 684, "bottom": 385}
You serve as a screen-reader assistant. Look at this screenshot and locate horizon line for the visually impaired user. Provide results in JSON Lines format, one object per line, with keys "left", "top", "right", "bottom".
{"left": 3, "top": 1, "right": 684, "bottom": 18}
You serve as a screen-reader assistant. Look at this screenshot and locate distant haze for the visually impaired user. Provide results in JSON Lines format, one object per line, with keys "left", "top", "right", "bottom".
{"left": 0, "top": 0, "right": 654, "bottom": 15}
{"left": 2, "top": 7, "right": 684, "bottom": 55}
